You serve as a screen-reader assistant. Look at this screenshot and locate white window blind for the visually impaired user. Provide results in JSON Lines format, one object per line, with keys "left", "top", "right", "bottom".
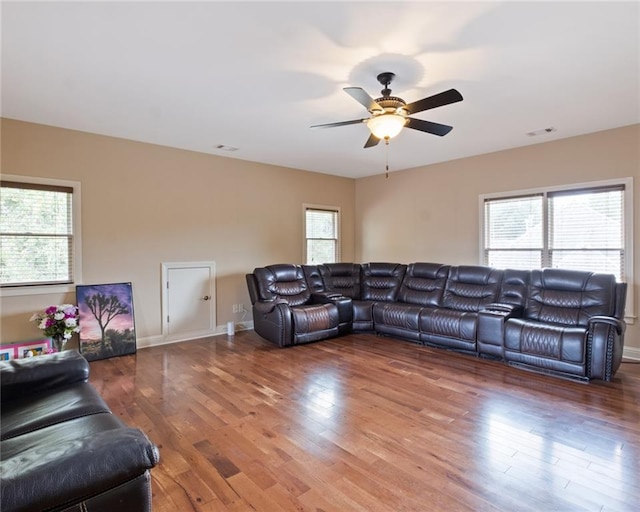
{"left": 548, "top": 187, "right": 624, "bottom": 279}
{"left": 1, "top": 180, "right": 75, "bottom": 287}
{"left": 484, "top": 194, "right": 543, "bottom": 269}
{"left": 305, "top": 206, "right": 339, "bottom": 264}
{"left": 482, "top": 183, "right": 627, "bottom": 281}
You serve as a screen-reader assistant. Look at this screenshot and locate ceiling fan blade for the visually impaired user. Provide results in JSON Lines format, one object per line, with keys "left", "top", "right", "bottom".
{"left": 344, "top": 87, "right": 384, "bottom": 113}
{"left": 364, "top": 133, "right": 380, "bottom": 148}
{"left": 406, "top": 118, "right": 454, "bottom": 136}
{"left": 310, "top": 118, "right": 368, "bottom": 129}
{"left": 404, "top": 89, "right": 463, "bottom": 115}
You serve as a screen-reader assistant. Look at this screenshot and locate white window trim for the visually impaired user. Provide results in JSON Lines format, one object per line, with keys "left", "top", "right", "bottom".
{"left": 302, "top": 203, "right": 341, "bottom": 265}
{"left": 1, "top": 174, "right": 83, "bottom": 297}
{"left": 479, "top": 177, "right": 634, "bottom": 324}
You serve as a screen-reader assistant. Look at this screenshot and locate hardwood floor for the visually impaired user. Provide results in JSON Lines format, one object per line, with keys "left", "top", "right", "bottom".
{"left": 88, "top": 331, "right": 640, "bottom": 512}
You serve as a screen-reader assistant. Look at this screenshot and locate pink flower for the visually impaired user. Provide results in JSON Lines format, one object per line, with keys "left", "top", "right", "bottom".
{"left": 45, "top": 306, "right": 58, "bottom": 315}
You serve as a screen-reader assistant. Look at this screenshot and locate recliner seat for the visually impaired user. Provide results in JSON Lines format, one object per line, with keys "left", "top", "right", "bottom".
{"left": 248, "top": 264, "right": 341, "bottom": 346}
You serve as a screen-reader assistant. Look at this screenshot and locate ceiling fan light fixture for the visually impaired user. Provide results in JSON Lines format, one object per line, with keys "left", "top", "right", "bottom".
{"left": 367, "top": 113, "right": 406, "bottom": 140}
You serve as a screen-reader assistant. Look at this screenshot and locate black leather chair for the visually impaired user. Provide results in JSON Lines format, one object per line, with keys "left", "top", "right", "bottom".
{"left": 247, "top": 264, "right": 342, "bottom": 346}
{"left": 0, "top": 350, "right": 159, "bottom": 512}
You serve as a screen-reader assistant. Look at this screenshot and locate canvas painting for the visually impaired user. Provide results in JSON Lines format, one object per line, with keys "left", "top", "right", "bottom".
{"left": 76, "top": 282, "right": 136, "bottom": 361}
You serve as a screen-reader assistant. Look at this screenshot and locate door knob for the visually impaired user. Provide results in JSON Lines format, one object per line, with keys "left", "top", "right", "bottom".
{"left": 202, "top": 295, "right": 210, "bottom": 301}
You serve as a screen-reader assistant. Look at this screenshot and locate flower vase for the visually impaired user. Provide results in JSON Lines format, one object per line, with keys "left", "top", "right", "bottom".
{"left": 52, "top": 335, "right": 67, "bottom": 353}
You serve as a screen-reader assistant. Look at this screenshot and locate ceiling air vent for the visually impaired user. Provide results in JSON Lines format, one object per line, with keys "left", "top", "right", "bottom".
{"left": 526, "top": 127, "right": 556, "bottom": 137}
{"left": 214, "top": 144, "right": 239, "bottom": 152}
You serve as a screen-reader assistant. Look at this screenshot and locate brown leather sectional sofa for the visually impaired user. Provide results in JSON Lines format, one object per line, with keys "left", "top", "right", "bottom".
{"left": 246, "top": 262, "right": 627, "bottom": 382}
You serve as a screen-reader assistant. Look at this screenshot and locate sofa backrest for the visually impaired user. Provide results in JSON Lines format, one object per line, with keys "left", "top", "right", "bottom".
{"left": 526, "top": 269, "right": 616, "bottom": 326}
{"left": 316, "top": 263, "right": 362, "bottom": 299}
{"left": 443, "top": 266, "right": 504, "bottom": 312}
{"left": 497, "top": 269, "right": 530, "bottom": 307}
{"left": 302, "top": 265, "right": 324, "bottom": 293}
{"left": 361, "top": 263, "right": 407, "bottom": 302}
{"left": 397, "top": 262, "right": 450, "bottom": 306}
{"left": 253, "top": 264, "right": 310, "bottom": 306}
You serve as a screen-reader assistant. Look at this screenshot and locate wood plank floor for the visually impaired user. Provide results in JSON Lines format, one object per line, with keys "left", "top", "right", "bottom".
{"left": 88, "top": 331, "right": 640, "bottom": 512}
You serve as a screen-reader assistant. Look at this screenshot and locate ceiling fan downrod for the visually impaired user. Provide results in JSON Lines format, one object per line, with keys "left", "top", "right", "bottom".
{"left": 377, "top": 72, "right": 395, "bottom": 97}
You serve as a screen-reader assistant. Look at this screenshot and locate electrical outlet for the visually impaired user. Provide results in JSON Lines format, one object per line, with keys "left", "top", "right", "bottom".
{"left": 239, "top": 304, "right": 245, "bottom": 312}
{"left": 232, "top": 304, "right": 238, "bottom": 313}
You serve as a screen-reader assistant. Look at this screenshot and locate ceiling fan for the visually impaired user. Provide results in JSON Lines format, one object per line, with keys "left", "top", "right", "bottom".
{"left": 311, "top": 72, "right": 463, "bottom": 148}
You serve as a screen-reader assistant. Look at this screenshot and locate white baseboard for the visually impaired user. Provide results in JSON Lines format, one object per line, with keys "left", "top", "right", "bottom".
{"left": 136, "top": 321, "right": 254, "bottom": 349}
{"left": 623, "top": 346, "right": 640, "bottom": 361}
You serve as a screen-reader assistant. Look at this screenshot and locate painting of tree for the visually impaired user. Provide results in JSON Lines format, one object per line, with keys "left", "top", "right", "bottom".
{"left": 76, "top": 283, "right": 136, "bottom": 361}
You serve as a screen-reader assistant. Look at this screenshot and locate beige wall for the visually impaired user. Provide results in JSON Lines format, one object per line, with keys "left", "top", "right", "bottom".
{"left": 355, "top": 124, "right": 640, "bottom": 353}
{"left": 3, "top": 119, "right": 639, "bottom": 355}
{"left": 0, "top": 119, "right": 356, "bottom": 345}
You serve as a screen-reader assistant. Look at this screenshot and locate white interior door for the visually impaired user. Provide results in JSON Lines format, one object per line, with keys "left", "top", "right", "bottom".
{"left": 162, "top": 262, "right": 216, "bottom": 340}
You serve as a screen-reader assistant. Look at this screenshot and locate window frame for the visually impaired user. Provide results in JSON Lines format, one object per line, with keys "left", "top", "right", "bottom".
{"left": 303, "top": 203, "right": 341, "bottom": 265}
{"left": 479, "top": 178, "right": 634, "bottom": 323}
{"left": 0, "top": 174, "right": 83, "bottom": 297}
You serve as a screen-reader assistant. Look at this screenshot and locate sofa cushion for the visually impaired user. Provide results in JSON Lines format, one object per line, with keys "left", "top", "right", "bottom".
{"left": 397, "top": 262, "right": 449, "bottom": 307}
{"left": 254, "top": 264, "right": 310, "bottom": 305}
{"left": 442, "top": 266, "right": 503, "bottom": 312}
{"left": 0, "top": 350, "right": 90, "bottom": 403}
{"left": 1, "top": 381, "right": 112, "bottom": 441}
{"left": 497, "top": 269, "right": 530, "bottom": 307}
{"left": 526, "top": 269, "right": 616, "bottom": 326}
{"left": 361, "top": 263, "right": 407, "bottom": 302}
{"left": 0, "top": 413, "right": 159, "bottom": 512}
{"left": 291, "top": 303, "right": 338, "bottom": 332}
{"left": 317, "top": 263, "right": 362, "bottom": 299}
{"left": 505, "top": 319, "right": 587, "bottom": 363}
{"left": 419, "top": 308, "right": 478, "bottom": 342}
{"left": 373, "top": 303, "right": 422, "bottom": 341}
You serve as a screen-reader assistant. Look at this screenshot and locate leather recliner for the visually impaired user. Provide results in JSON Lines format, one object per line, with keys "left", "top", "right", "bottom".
{"left": 247, "top": 264, "right": 342, "bottom": 346}
{"left": 501, "top": 268, "right": 627, "bottom": 380}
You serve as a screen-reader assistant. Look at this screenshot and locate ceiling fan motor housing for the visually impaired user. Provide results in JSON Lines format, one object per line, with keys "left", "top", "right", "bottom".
{"left": 372, "top": 96, "right": 408, "bottom": 116}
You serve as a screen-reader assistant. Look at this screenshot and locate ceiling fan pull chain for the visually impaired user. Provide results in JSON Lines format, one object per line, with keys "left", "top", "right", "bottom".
{"left": 384, "top": 137, "right": 390, "bottom": 178}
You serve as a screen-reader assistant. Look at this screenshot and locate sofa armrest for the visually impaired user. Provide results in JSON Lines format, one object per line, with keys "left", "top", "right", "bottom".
{"left": 0, "top": 427, "right": 160, "bottom": 512}
{"left": 254, "top": 299, "right": 289, "bottom": 315}
{"left": 312, "top": 293, "right": 353, "bottom": 329}
{"left": 311, "top": 291, "right": 343, "bottom": 302}
{"left": 483, "top": 303, "right": 524, "bottom": 316}
{"left": 477, "top": 305, "right": 523, "bottom": 358}
{"left": 0, "top": 350, "right": 89, "bottom": 403}
{"left": 588, "top": 315, "right": 626, "bottom": 381}
{"left": 252, "top": 300, "right": 293, "bottom": 346}
{"left": 588, "top": 315, "right": 626, "bottom": 335}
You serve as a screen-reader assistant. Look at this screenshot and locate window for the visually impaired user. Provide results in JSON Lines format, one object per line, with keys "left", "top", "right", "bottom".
{"left": 0, "top": 175, "right": 82, "bottom": 295}
{"left": 481, "top": 178, "right": 634, "bottom": 320}
{"left": 304, "top": 205, "right": 340, "bottom": 265}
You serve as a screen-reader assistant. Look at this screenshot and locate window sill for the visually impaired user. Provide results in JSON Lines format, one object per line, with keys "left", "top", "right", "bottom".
{"left": 0, "top": 283, "right": 77, "bottom": 298}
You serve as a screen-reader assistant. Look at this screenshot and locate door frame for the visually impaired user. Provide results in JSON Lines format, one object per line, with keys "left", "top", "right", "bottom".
{"left": 161, "top": 261, "right": 216, "bottom": 343}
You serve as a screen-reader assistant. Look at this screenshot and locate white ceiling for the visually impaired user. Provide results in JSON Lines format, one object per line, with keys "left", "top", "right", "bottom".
{"left": 2, "top": 1, "right": 639, "bottom": 179}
